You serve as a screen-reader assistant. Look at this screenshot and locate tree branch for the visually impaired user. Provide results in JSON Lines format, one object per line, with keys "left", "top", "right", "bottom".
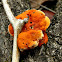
{"left": 2, "top": 0, "right": 28, "bottom": 62}
{"left": 2, "top": 0, "right": 17, "bottom": 26}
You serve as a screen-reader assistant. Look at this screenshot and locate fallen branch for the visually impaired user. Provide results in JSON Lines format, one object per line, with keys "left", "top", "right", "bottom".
{"left": 2, "top": 0, "right": 28, "bottom": 62}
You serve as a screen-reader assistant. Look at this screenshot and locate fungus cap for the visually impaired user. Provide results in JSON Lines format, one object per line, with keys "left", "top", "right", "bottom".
{"left": 17, "top": 30, "right": 44, "bottom": 51}
{"left": 38, "top": 31, "right": 48, "bottom": 47}
{"left": 8, "top": 24, "right": 14, "bottom": 36}
{"left": 8, "top": 9, "right": 50, "bottom": 36}
{"left": 8, "top": 9, "right": 50, "bottom": 51}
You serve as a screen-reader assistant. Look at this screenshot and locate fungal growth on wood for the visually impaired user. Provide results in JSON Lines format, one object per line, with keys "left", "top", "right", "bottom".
{"left": 2, "top": 0, "right": 50, "bottom": 62}
{"left": 17, "top": 30, "right": 44, "bottom": 51}
{"left": 8, "top": 9, "right": 50, "bottom": 51}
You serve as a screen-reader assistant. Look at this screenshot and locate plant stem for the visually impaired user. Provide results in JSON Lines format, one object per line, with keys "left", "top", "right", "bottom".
{"left": 2, "top": 0, "right": 17, "bottom": 26}
{"left": 12, "top": 29, "right": 19, "bottom": 62}
{"left": 2, "top": 0, "right": 28, "bottom": 62}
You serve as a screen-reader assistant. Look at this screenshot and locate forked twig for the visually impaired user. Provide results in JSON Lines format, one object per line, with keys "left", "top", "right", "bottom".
{"left": 2, "top": 0, "right": 28, "bottom": 62}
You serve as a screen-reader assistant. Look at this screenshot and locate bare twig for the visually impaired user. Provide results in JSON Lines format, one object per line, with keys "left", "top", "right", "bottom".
{"left": 2, "top": 0, "right": 28, "bottom": 62}
{"left": 2, "top": 0, "right": 16, "bottom": 26}
{"left": 39, "top": 5, "right": 56, "bottom": 13}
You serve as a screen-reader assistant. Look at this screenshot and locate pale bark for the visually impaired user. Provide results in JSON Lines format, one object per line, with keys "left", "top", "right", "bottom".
{"left": 2, "top": 0, "right": 28, "bottom": 62}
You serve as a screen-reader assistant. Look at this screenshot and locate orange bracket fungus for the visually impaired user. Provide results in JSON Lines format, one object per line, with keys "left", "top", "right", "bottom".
{"left": 8, "top": 9, "right": 50, "bottom": 51}
{"left": 17, "top": 30, "right": 44, "bottom": 51}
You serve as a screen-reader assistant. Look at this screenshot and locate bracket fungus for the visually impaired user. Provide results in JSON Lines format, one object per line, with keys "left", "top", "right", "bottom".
{"left": 8, "top": 9, "right": 50, "bottom": 51}
{"left": 17, "top": 30, "right": 44, "bottom": 51}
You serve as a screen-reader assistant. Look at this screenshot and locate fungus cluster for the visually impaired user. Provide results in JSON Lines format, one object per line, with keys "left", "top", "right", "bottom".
{"left": 8, "top": 9, "right": 50, "bottom": 51}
